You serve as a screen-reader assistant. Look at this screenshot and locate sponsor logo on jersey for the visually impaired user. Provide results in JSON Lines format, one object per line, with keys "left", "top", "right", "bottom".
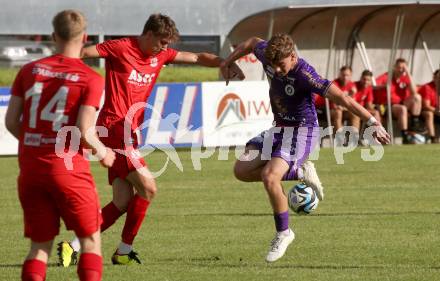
{"left": 32, "top": 66, "right": 79, "bottom": 82}
{"left": 127, "top": 69, "right": 156, "bottom": 86}
{"left": 285, "top": 84, "right": 295, "bottom": 96}
{"left": 150, "top": 57, "right": 158, "bottom": 67}
{"left": 24, "top": 133, "right": 42, "bottom": 146}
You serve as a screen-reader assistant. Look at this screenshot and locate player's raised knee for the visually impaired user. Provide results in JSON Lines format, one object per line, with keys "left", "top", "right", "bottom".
{"left": 233, "top": 161, "right": 249, "bottom": 182}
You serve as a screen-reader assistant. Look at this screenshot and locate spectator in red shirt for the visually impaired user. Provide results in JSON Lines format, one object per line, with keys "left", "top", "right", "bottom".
{"left": 419, "top": 69, "right": 440, "bottom": 143}
{"left": 350, "top": 70, "right": 381, "bottom": 132}
{"left": 375, "top": 58, "right": 422, "bottom": 143}
{"left": 331, "top": 66, "right": 357, "bottom": 133}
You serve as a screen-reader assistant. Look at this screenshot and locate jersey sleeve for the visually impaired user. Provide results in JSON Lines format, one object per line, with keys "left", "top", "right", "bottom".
{"left": 300, "top": 60, "right": 332, "bottom": 97}
{"left": 82, "top": 74, "right": 105, "bottom": 109}
{"left": 96, "top": 38, "right": 125, "bottom": 58}
{"left": 253, "top": 40, "right": 268, "bottom": 63}
{"left": 164, "top": 48, "right": 178, "bottom": 64}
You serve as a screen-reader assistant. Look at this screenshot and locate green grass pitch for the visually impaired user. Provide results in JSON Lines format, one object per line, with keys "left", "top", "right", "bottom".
{"left": 0, "top": 145, "right": 439, "bottom": 280}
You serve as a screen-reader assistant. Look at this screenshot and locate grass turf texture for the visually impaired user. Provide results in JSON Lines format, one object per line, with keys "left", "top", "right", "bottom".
{"left": 0, "top": 145, "right": 439, "bottom": 280}
{"left": 0, "top": 66, "right": 219, "bottom": 86}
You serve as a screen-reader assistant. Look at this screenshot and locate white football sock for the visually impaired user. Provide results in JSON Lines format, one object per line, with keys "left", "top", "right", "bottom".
{"left": 71, "top": 237, "right": 81, "bottom": 252}
{"left": 117, "top": 241, "right": 133, "bottom": 255}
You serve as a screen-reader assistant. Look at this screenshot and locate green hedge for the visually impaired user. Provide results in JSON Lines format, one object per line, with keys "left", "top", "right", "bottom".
{"left": 0, "top": 66, "right": 220, "bottom": 86}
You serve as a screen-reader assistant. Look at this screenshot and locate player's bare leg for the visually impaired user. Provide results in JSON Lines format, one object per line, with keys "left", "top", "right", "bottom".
{"left": 26, "top": 240, "right": 53, "bottom": 263}
{"left": 110, "top": 167, "right": 156, "bottom": 265}
{"left": 422, "top": 110, "right": 435, "bottom": 140}
{"left": 404, "top": 94, "right": 424, "bottom": 132}
{"left": 261, "top": 157, "right": 289, "bottom": 213}
{"left": 331, "top": 107, "right": 343, "bottom": 131}
{"left": 22, "top": 240, "right": 53, "bottom": 281}
{"left": 77, "top": 231, "right": 102, "bottom": 281}
{"left": 234, "top": 144, "right": 267, "bottom": 182}
{"left": 61, "top": 178, "right": 133, "bottom": 267}
{"left": 391, "top": 104, "right": 410, "bottom": 143}
{"left": 261, "top": 157, "right": 295, "bottom": 262}
{"left": 111, "top": 178, "right": 135, "bottom": 213}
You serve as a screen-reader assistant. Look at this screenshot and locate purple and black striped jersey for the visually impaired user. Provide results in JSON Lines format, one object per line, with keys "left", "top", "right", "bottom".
{"left": 253, "top": 40, "right": 331, "bottom": 126}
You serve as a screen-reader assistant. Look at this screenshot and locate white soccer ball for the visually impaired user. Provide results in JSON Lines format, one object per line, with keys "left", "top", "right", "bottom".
{"left": 287, "top": 183, "right": 319, "bottom": 214}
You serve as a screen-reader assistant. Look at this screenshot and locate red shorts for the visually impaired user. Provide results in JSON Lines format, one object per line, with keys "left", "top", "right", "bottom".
{"left": 18, "top": 172, "right": 101, "bottom": 242}
{"left": 100, "top": 126, "right": 147, "bottom": 185}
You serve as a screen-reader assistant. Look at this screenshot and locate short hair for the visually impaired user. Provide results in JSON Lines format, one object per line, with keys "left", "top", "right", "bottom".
{"left": 434, "top": 69, "right": 439, "bottom": 76}
{"left": 361, "top": 69, "right": 373, "bottom": 77}
{"left": 340, "top": 65, "right": 352, "bottom": 72}
{"left": 395, "top": 58, "right": 407, "bottom": 65}
{"left": 142, "top": 13, "right": 179, "bottom": 41}
{"left": 264, "top": 34, "right": 294, "bottom": 64}
{"left": 52, "top": 10, "right": 86, "bottom": 41}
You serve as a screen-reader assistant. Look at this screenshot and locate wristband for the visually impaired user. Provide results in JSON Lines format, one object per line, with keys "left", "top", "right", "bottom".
{"left": 366, "top": 116, "right": 377, "bottom": 126}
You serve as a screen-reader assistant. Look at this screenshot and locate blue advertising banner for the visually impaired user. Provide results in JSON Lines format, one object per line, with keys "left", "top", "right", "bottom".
{"left": 140, "top": 83, "right": 203, "bottom": 148}
{"left": 0, "top": 87, "right": 11, "bottom": 106}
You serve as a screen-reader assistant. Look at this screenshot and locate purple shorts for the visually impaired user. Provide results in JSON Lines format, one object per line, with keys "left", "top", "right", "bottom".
{"left": 246, "top": 126, "right": 320, "bottom": 179}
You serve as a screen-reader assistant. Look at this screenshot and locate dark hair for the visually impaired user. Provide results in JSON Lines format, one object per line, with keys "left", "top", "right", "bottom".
{"left": 434, "top": 69, "right": 439, "bottom": 76}
{"left": 52, "top": 9, "right": 86, "bottom": 41}
{"left": 361, "top": 69, "right": 373, "bottom": 77}
{"left": 340, "top": 65, "right": 352, "bottom": 72}
{"left": 142, "top": 13, "right": 179, "bottom": 41}
{"left": 395, "top": 58, "right": 407, "bottom": 65}
{"left": 264, "top": 33, "right": 294, "bottom": 64}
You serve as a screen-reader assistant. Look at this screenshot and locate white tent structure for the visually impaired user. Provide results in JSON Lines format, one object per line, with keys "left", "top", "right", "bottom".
{"left": 222, "top": 3, "right": 440, "bottom": 143}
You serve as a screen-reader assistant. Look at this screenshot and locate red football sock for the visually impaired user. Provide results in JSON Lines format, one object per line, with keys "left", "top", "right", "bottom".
{"left": 101, "top": 201, "right": 124, "bottom": 233}
{"left": 22, "top": 259, "right": 46, "bottom": 281}
{"left": 121, "top": 194, "right": 150, "bottom": 245}
{"left": 77, "top": 253, "right": 102, "bottom": 281}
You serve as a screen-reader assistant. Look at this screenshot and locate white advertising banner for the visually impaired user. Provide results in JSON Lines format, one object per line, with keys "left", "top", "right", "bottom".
{"left": 235, "top": 53, "right": 266, "bottom": 81}
{"left": 201, "top": 81, "right": 273, "bottom": 147}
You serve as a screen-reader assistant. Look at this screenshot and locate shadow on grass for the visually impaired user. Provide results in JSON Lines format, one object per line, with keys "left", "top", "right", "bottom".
{"left": 158, "top": 257, "right": 440, "bottom": 271}
{"left": 160, "top": 211, "right": 439, "bottom": 217}
{"left": 0, "top": 263, "right": 59, "bottom": 268}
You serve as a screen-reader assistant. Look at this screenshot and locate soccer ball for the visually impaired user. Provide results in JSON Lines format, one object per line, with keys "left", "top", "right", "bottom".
{"left": 287, "top": 183, "right": 319, "bottom": 214}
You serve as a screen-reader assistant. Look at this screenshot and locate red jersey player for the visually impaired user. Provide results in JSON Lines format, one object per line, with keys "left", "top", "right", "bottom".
{"left": 5, "top": 10, "right": 115, "bottom": 281}
{"left": 419, "top": 69, "right": 440, "bottom": 143}
{"left": 351, "top": 70, "right": 381, "bottom": 133}
{"left": 331, "top": 66, "right": 357, "bottom": 133}
{"left": 374, "top": 58, "right": 422, "bottom": 143}
{"left": 59, "top": 13, "right": 243, "bottom": 265}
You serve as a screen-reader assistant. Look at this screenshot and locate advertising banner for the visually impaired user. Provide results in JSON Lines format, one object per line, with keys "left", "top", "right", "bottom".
{"left": 201, "top": 81, "right": 273, "bottom": 147}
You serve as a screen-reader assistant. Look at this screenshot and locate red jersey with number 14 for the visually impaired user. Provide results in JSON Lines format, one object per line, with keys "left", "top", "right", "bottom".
{"left": 96, "top": 37, "right": 178, "bottom": 130}
{"left": 11, "top": 55, "right": 104, "bottom": 175}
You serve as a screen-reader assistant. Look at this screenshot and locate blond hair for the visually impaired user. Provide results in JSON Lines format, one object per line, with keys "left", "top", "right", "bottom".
{"left": 264, "top": 34, "right": 294, "bottom": 64}
{"left": 52, "top": 10, "right": 87, "bottom": 41}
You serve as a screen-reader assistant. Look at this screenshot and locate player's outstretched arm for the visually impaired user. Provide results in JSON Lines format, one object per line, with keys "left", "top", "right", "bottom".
{"left": 5, "top": 95, "right": 23, "bottom": 139}
{"left": 220, "top": 37, "right": 263, "bottom": 84}
{"left": 221, "top": 37, "right": 263, "bottom": 66}
{"left": 80, "top": 45, "right": 101, "bottom": 59}
{"left": 403, "top": 64, "right": 418, "bottom": 97}
{"left": 172, "top": 51, "right": 244, "bottom": 83}
{"left": 326, "top": 84, "right": 391, "bottom": 144}
{"left": 77, "top": 105, "right": 115, "bottom": 167}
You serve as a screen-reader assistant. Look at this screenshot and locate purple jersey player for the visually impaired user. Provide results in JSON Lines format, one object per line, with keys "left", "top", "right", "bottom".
{"left": 220, "top": 34, "right": 390, "bottom": 263}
